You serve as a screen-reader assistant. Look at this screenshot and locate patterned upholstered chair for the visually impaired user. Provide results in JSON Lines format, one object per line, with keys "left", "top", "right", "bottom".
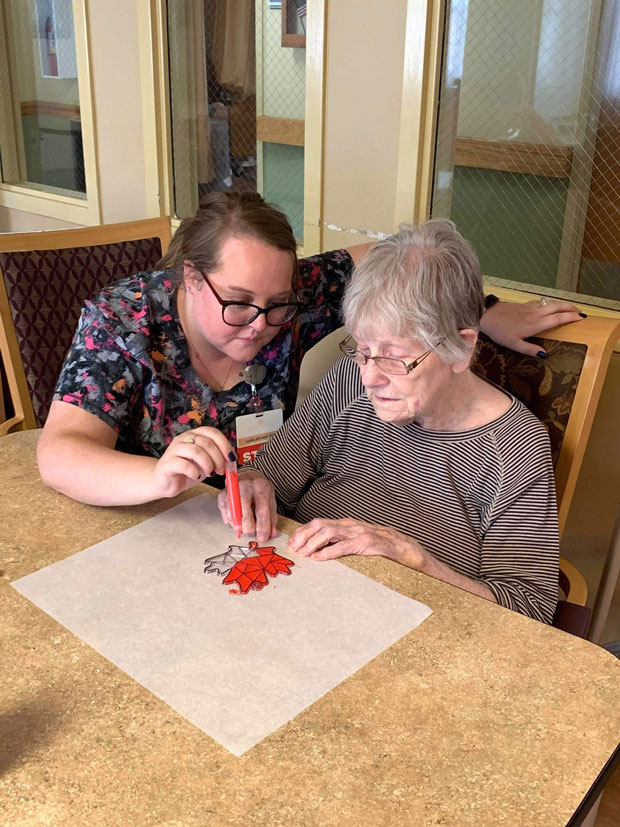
{"left": 472, "top": 318, "right": 620, "bottom": 537}
{"left": 0, "top": 217, "right": 171, "bottom": 435}
{"left": 297, "top": 315, "right": 620, "bottom": 637}
{"left": 472, "top": 318, "right": 620, "bottom": 637}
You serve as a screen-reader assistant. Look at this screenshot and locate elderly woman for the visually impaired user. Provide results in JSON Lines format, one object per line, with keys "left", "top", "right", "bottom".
{"left": 218, "top": 220, "right": 559, "bottom": 623}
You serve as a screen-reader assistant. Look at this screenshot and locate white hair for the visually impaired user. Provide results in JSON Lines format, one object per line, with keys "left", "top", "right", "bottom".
{"left": 342, "top": 219, "right": 484, "bottom": 363}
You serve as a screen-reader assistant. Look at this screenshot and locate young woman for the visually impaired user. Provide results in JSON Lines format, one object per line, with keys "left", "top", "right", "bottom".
{"left": 38, "top": 192, "right": 584, "bottom": 507}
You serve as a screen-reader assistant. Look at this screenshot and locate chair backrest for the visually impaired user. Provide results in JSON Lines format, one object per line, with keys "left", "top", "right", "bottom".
{"left": 297, "top": 316, "right": 620, "bottom": 537}
{"left": 472, "top": 317, "right": 620, "bottom": 535}
{"left": 0, "top": 217, "right": 172, "bottom": 433}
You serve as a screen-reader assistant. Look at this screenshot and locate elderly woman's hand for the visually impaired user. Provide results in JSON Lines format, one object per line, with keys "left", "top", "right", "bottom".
{"left": 288, "top": 517, "right": 425, "bottom": 567}
{"left": 480, "top": 298, "right": 586, "bottom": 358}
{"left": 217, "top": 468, "right": 278, "bottom": 542}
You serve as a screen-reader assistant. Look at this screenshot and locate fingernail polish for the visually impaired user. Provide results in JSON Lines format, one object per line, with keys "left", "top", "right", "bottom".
{"left": 537, "top": 351, "right": 547, "bottom": 359}
{"left": 228, "top": 451, "right": 236, "bottom": 462}
{"left": 579, "top": 312, "right": 587, "bottom": 318}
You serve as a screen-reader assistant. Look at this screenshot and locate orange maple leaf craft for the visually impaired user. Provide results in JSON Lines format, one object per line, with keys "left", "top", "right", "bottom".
{"left": 221, "top": 542, "right": 294, "bottom": 594}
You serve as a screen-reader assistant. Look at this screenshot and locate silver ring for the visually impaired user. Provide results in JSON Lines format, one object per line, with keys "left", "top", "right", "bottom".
{"left": 539, "top": 296, "right": 548, "bottom": 306}
{"left": 184, "top": 435, "right": 196, "bottom": 444}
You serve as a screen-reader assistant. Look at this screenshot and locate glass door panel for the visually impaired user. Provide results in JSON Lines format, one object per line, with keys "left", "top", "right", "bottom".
{"left": 431, "top": 0, "right": 620, "bottom": 309}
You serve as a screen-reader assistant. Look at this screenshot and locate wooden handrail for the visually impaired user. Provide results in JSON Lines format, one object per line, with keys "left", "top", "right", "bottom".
{"left": 256, "top": 116, "right": 304, "bottom": 147}
{"left": 20, "top": 100, "right": 81, "bottom": 119}
{"left": 454, "top": 137, "right": 573, "bottom": 178}
{"left": 254, "top": 116, "right": 573, "bottom": 179}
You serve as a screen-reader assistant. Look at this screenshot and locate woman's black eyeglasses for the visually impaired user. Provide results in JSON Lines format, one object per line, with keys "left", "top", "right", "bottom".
{"left": 338, "top": 336, "right": 434, "bottom": 375}
{"left": 204, "top": 275, "right": 304, "bottom": 327}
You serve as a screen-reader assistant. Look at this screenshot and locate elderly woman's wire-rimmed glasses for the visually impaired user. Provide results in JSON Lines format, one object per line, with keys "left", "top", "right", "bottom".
{"left": 338, "top": 336, "right": 434, "bottom": 375}
{"left": 203, "top": 275, "right": 304, "bottom": 327}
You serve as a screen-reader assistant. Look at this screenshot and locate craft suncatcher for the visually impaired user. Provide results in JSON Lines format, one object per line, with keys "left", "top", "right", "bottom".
{"left": 204, "top": 541, "right": 294, "bottom": 594}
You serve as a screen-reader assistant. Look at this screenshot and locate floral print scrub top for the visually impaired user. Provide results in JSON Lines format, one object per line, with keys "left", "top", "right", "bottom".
{"left": 53, "top": 250, "right": 354, "bottom": 457}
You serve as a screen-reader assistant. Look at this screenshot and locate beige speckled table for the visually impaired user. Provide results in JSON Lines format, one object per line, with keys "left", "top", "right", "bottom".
{"left": 2, "top": 430, "right": 620, "bottom": 827}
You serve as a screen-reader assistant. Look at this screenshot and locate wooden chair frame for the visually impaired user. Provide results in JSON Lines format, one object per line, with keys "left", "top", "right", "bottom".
{"left": 548, "top": 316, "right": 620, "bottom": 539}
{"left": 0, "top": 217, "right": 172, "bottom": 437}
{"left": 542, "top": 315, "right": 620, "bottom": 628}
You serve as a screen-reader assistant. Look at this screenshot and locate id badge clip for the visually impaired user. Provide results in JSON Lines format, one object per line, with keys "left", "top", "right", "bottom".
{"left": 236, "top": 408, "right": 283, "bottom": 465}
{"left": 242, "top": 363, "right": 266, "bottom": 414}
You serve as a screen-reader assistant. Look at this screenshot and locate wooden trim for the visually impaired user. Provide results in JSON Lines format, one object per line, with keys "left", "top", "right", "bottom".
{"left": 256, "top": 115, "right": 305, "bottom": 146}
{"left": 302, "top": 0, "right": 326, "bottom": 255}
{"left": 417, "top": 0, "right": 446, "bottom": 220}
{"left": 0, "top": 415, "right": 26, "bottom": 437}
{"left": 0, "top": 361, "right": 4, "bottom": 424}
{"left": 0, "top": 264, "right": 36, "bottom": 434}
{"left": 484, "top": 280, "right": 620, "bottom": 342}
{"left": 0, "top": 217, "right": 171, "bottom": 254}
{"left": 454, "top": 138, "right": 573, "bottom": 178}
{"left": 397, "top": 0, "right": 445, "bottom": 225}
{"left": 137, "top": 0, "right": 174, "bottom": 218}
{"left": 0, "top": 2, "right": 22, "bottom": 181}
{"left": 255, "top": 1, "right": 265, "bottom": 196}
{"left": 0, "top": 183, "right": 92, "bottom": 225}
{"left": 66, "top": 0, "right": 101, "bottom": 224}
{"left": 282, "top": 31, "right": 305, "bottom": 48}
{"left": 20, "top": 100, "right": 81, "bottom": 119}
{"left": 2, "top": 0, "right": 29, "bottom": 181}
{"left": 559, "top": 556, "right": 589, "bottom": 605}
{"left": 282, "top": 0, "right": 305, "bottom": 47}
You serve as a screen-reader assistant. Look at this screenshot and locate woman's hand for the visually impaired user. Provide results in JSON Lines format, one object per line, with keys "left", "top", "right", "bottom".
{"left": 480, "top": 298, "right": 586, "bottom": 358}
{"left": 217, "top": 468, "right": 278, "bottom": 542}
{"left": 288, "top": 517, "right": 425, "bottom": 567}
{"left": 289, "top": 517, "right": 499, "bottom": 604}
{"left": 152, "top": 426, "right": 234, "bottom": 499}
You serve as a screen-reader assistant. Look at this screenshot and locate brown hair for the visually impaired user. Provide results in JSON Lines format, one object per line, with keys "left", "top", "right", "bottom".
{"left": 157, "top": 191, "right": 298, "bottom": 286}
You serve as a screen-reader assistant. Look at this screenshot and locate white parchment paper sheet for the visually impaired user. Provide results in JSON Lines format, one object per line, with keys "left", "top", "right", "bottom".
{"left": 12, "top": 493, "right": 432, "bottom": 755}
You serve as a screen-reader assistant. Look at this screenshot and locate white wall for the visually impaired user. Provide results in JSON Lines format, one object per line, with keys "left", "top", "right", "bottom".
{"left": 0, "top": 206, "right": 79, "bottom": 232}
{"left": 87, "top": 0, "right": 147, "bottom": 223}
{"left": 322, "top": 0, "right": 409, "bottom": 249}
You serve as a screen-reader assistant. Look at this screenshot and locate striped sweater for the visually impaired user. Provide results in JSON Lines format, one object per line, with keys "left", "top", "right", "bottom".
{"left": 253, "top": 357, "right": 560, "bottom": 623}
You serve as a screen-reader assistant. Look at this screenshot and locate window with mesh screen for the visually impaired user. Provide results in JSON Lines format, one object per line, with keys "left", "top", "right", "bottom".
{"left": 0, "top": 0, "right": 85, "bottom": 196}
{"left": 431, "top": 0, "right": 620, "bottom": 310}
{"left": 167, "top": 0, "right": 306, "bottom": 242}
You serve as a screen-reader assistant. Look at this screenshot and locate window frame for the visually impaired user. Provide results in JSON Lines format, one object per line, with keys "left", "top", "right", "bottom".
{"left": 398, "top": 0, "right": 445, "bottom": 227}
{"left": 416, "top": 0, "right": 620, "bottom": 327}
{"left": 137, "top": 0, "right": 326, "bottom": 256}
{"left": 0, "top": 0, "right": 101, "bottom": 225}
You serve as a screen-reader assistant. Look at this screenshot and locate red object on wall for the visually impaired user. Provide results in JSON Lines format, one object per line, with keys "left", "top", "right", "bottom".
{"left": 45, "top": 16, "right": 58, "bottom": 76}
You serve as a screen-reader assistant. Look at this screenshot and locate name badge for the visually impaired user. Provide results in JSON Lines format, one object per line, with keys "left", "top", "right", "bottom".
{"left": 236, "top": 409, "right": 284, "bottom": 465}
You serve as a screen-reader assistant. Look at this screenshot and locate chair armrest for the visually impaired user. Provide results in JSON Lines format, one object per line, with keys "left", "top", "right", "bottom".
{"left": 552, "top": 600, "right": 592, "bottom": 638}
{"left": 0, "top": 415, "right": 25, "bottom": 437}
